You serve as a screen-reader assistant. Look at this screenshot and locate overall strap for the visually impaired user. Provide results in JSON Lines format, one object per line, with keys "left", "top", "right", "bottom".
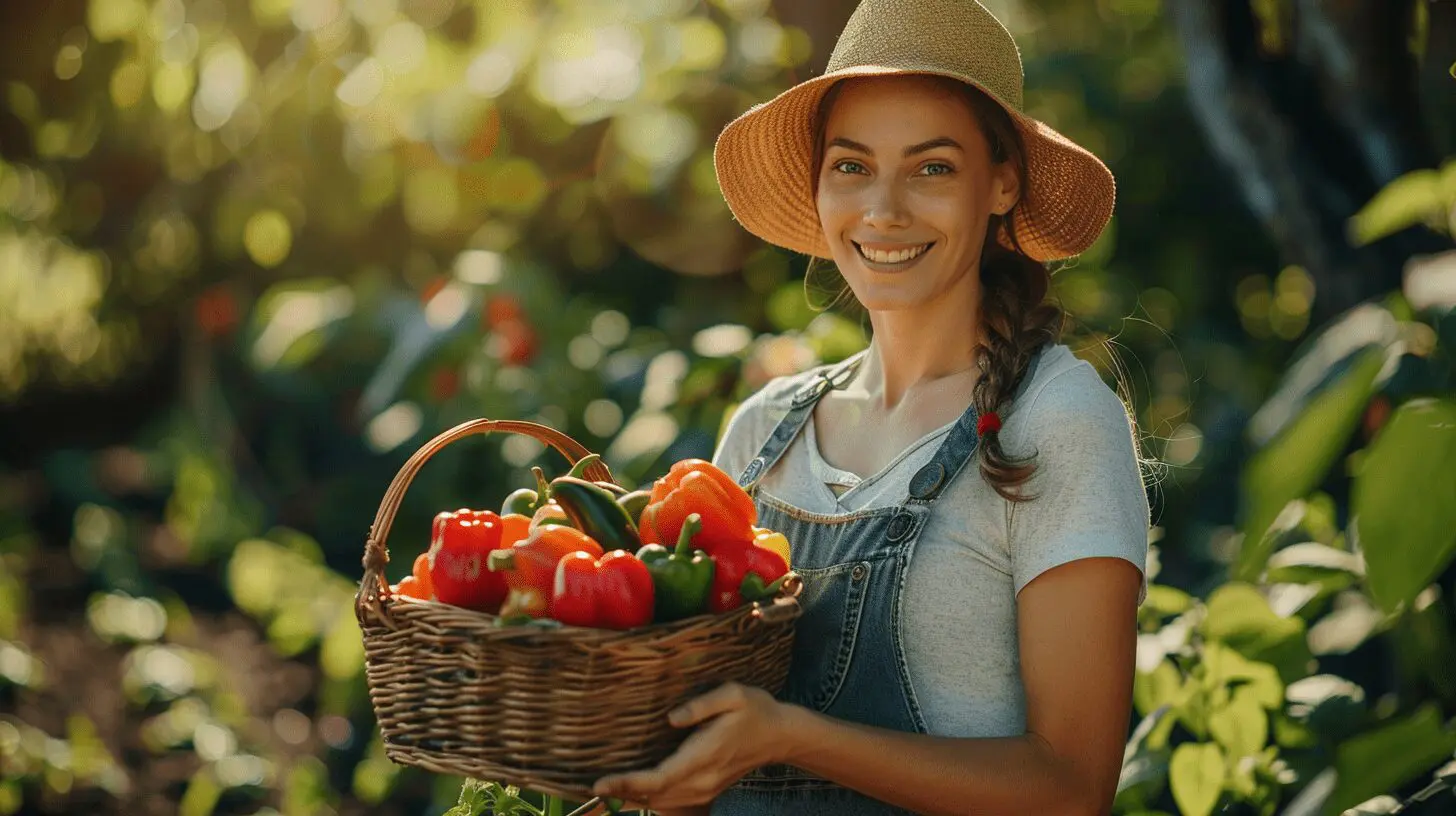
{"left": 735, "top": 350, "right": 869, "bottom": 489}
{"left": 901, "top": 343, "right": 1047, "bottom": 507}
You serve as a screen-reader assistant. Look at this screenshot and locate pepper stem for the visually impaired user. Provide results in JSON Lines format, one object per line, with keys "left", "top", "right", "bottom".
{"left": 675, "top": 513, "right": 702, "bottom": 556}
{"left": 740, "top": 572, "right": 789, "bottom": 602}
{"left": 486, "top": 548, "right": 516, "bottom": 572}
{"left": 532, "top": 466, "right": 551, "bottom": 499}
{"left": 566, "top": 453, "right": 601, "bottom": 481}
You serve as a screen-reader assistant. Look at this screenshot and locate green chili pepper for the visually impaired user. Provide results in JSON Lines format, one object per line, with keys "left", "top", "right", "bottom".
{"left": 549, "top": 476, "right": 640, "bottom": 553}
{"left": 636, "top": 513, "right": 715, "bottom": 622}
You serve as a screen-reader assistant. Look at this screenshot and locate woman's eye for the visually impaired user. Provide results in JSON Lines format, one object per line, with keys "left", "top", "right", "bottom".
{"left": 832, "top": 160, "right": 867, "bottom": 175}
{"left": 920, "top": 162, "right": 954, "bottom": 176}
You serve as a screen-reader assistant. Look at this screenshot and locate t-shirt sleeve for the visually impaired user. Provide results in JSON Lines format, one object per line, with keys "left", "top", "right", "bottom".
{"left": 1008, "top": 364, "right": 1151, "bottom": 603}
{"left": 711, "top": 387, "right": 773, "bottom": 482}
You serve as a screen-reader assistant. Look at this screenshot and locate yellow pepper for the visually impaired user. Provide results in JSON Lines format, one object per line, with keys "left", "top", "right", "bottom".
{"left": 751, "top": 526, "right": 791, "bottom": 566}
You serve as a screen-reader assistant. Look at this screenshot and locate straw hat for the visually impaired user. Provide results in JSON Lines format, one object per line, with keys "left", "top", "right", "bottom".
{"left": 713, "top": 0, "right": 1115, "bottom": 263}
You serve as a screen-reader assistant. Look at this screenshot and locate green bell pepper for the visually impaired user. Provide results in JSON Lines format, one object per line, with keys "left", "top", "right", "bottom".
{"left": 501, "top": 467, "right": 554, "bottom": 517}
{"left": 636, "top": 513, "right": 715, "bottom": 622}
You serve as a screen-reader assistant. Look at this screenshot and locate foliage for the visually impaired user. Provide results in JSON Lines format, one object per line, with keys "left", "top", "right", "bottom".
{"left": 1118, "top": 160, "right": 1456, "bottom": 814}
{"left": 1, "top": 0, "right": 1454, "bottom": 815}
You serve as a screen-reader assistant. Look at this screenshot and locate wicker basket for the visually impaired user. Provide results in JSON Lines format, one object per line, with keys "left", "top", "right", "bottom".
{"left": 354, "top": 418, "right": 802, "bottom": 800}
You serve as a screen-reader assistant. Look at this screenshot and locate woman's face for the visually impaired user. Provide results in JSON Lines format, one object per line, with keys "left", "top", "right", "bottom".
{"left": 815, "top": 75, "right": 1018, "bottom": 315}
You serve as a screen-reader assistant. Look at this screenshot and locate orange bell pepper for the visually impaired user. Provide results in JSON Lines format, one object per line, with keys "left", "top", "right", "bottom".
{"left": 487, "top": 525, "right": 604, "bottom": 619}
{"left": 638, "top": 459, "right": 757, "bottom": 553}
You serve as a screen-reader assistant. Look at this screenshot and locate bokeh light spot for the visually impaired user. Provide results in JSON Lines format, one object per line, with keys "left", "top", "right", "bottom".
{"left": 336, "top": 57, "right": 385, "bottom": 107}
{"left": 243, "top": 210, "right": 293, "bottom": 268}
{"left": 584, "top": 399, "right": 624, "bottom": 438}
{"left": 88, "top": 0, "right": 146, "bottom": 42}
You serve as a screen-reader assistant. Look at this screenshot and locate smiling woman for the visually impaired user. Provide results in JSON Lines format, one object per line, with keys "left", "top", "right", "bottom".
{"left": 591, "top": 1, "right": 1150, "bottom": 815}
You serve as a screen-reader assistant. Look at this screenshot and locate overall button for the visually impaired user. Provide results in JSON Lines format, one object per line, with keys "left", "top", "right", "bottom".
{"left": 886, "top": 510, "right": 914, "bottom": 542}
{"left": 909, "top": 462, "right": 946, "bottom": 499}
{"left": 851, "top": 563, "right": 867, "bottom": 582}
{"left": 741, "top": 457, "right": 766, "bottom": 484}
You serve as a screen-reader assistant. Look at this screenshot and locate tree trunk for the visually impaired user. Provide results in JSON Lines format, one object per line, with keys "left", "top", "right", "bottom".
{"left": 772, "top": 0, "right": 861, "bottom": 77}
{"left": 1168, "top": 0, "right": 1451, "bottom": 323}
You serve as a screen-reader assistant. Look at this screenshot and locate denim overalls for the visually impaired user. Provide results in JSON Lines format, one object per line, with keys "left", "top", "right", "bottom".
{"left": 709, "top": 347, "right": 1041, "bottom": 816}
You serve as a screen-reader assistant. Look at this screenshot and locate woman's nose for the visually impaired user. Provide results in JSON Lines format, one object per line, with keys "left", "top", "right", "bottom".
{"left": 861, "top": 179, "right": 912, "bottom": 231}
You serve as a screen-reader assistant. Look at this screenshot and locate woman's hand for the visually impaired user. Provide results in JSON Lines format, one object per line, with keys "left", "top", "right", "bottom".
{"left": 592, "top": 681, "right": 792, "bottom": 810}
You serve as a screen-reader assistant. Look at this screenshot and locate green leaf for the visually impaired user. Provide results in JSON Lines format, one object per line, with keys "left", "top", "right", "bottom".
{"left": 1286, "top": 675, "right": 1367, "bottom": 741}
{"left": 1118, "top": 707, "right": 1172, "bottom": 797}
{"left": 1134, "top": 659, "right": 1184, "bottom": 718}
{"left": 1241, "top": 345, "right": 1389, "bottom": 577}
{"left": 1143, "top": 585, "right": 1194, "bottom": 618}
{"left": 1326, "top": 703, "right": 1456, "bottom": 815}
{"left": 1342, "top": 795, "right": 1401, "bottom": 815}
{"left": 1169, "top": 742, "right": 1225, "bottom": 816}
{"left": 1208, "top": 686, "right": 1269, "bottom": 759}
{"left": 1202, "top": 643, "right": 1284, "bottom": 709}
{"left": 1353, "top": 398, "right": 1456, "bottom": 613}
{"left": 1348, "top": 165, "right": 1450, "bottom": 246}
{"left": 1266, "top": 542, "right": 1363, "bottom": 587}
{"left": 178, "top": 768, "right": 221, "bottom": 816}
{"left": 1202, "top": 583, "right": 1312, "bottom": 682}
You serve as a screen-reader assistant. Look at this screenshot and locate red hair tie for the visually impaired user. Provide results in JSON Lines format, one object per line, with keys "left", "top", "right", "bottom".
{"left": 977, "top": 411, "right": 1002, "bottom": 436}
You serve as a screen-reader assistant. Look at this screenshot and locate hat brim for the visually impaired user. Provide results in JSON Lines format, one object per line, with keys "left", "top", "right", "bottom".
{"left": 712, "top": 66, "right": 1115, "bottom": 263}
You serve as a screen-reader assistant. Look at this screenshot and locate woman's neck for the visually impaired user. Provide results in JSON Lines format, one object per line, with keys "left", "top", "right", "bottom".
{"left": 851, "top": 303, "right": 987, "bottom": 413}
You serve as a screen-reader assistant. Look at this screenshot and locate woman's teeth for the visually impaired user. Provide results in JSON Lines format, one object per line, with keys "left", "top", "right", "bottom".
{"left": 857, "top": 243, "right": 931, "bottom": 264}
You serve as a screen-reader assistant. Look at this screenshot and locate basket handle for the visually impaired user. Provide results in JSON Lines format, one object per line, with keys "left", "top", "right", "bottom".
{"left": 355, "top": 418, "right": 616, "bottom": 628}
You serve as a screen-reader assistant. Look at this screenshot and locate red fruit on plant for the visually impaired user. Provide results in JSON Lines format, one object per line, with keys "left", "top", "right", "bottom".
{"left": 420, "top": 276, "right": 448, "bottom": 305}
{"left": 496, "top": 319, "right": 537, "bottom": 366}
{"left": 1363, "top": 394, "right": 1392, "bottom": 440}
{"left": 431, "top": 368, "right": 461, "bottom": 401}
{"left": 428, "top": 509, "right": 509, "bottom": 612}
{"left": 485, "top": 294, "right": 524, "bottom": 329}
{"left": 194, "top": 286, "right": 239, "bottom": 338}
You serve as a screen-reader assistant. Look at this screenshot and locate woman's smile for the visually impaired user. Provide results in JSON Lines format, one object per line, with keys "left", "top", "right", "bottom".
{"left": 853, "top": 240, "right": 936, "bottom": 270}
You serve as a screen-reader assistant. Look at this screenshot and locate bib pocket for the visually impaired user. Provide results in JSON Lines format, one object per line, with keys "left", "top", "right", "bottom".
{"left": 782, "top": 559, "right": 872, "bottom": 712}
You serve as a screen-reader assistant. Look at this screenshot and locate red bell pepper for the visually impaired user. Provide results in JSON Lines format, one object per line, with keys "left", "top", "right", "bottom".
{"left": 702, "top": 538, "right": 790, "bottom": 614}
{"left": 427, "top": 509, "right": 510, "bottom": 612}
{"left": 552, "top": 549, "right": 656, "bottom": 630}
{"left": 638, "top": 459, "right": 757, "bottom": 553}
{"left": 487, "top": 525, "right": 604, "bottom": 619}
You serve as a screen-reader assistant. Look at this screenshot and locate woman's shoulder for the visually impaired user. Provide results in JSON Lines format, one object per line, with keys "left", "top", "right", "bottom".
{"left": 1006, "top": 343, "right": 1135, "bottom": 449}
{"left": 734, "top": 356, "right": 847, "bottom": 416}
{"left": 712, "top": 358, "right": 842, "bottom": 469}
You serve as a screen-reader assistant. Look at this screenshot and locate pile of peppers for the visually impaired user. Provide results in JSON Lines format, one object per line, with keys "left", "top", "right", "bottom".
{"left": 395, "top": 458, "right": 790, "bottom": 630}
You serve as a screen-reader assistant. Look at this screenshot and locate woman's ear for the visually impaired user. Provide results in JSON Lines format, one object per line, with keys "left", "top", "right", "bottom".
{"left": 991, "top": 162, "right": 1022, "bottom": 216}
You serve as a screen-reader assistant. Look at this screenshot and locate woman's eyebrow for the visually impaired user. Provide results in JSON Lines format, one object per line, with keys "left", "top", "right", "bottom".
{"left": 827, "top": 136, "right": 873, "bottom": 154}
{"left": 905, "top": 137, "right": 963, "bottom": 156}
{"left": 825, "top": 136, "right": 965, "bottom": 156}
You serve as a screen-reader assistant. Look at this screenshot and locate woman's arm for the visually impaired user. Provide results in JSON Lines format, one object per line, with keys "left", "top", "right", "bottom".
{"left": 593, "top": 556, "right": 1140, "bottom": 815}
{"left": 782, "top": 557, "right": 1139, "bottom": 815}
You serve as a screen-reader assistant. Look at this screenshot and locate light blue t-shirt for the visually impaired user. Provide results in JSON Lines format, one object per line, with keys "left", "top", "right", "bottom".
{"left": 712, "top": 343, "right": 1150, "bottom": 739}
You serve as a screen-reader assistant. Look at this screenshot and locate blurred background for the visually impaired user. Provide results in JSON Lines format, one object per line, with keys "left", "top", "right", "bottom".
{"left": 1, "top": 0, "right": 1455, "bottom": 814}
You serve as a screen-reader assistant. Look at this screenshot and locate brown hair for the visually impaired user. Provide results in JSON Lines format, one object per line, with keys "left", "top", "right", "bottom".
{"left": 808, "top": 76, "right": 1063, "bottom": 502}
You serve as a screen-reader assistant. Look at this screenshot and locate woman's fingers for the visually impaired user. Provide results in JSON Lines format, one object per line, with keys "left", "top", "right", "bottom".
{"left": 669, "top": 682, "right": 748, "bottom": 727}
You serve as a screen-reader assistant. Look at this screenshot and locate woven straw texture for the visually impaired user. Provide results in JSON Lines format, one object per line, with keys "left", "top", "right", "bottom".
{"left": 355, "top": 418, "right": 801, "bottom": 800}
{"left": 713, "top": 0, "right": 1116, "bottom": 262}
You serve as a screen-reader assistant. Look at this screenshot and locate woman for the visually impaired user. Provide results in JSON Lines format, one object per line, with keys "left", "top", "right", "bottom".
{"left": 595, "top": 0, "right": 1150, "bottom": 813}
